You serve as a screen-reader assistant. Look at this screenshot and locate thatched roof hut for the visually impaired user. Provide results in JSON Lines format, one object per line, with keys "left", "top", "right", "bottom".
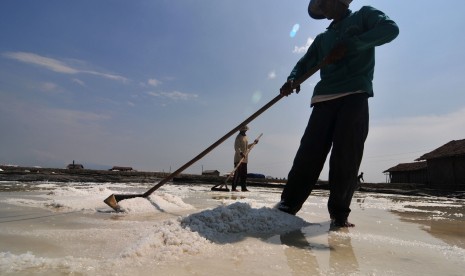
{"left": 415, "top": 139, "right": 465, "bottom": 188}
{"left": 383, "top": 161, "right": 427, "bottom": 184}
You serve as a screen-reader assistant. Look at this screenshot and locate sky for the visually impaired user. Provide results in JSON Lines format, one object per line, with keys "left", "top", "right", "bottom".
{"left": 1, "top": 0, "right": 465, "bottom": 183}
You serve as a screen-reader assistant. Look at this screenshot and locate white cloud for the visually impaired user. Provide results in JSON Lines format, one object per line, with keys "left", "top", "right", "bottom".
{"left": 147, "top": 91, "right": 198, "bottom": 101}
{"left": 370, "top": 108, "right": 465, "bottom": 148}
{"left": 4, "top": 52, "right": 78, "bottom": 73}
{"left": 88, "top": 71, "right": 127, "bottom": 82}
{"left": 40, "top": 82, "right": 58, "bottom": 92}
{"left": 293, "top": 37, "right": 314, "bottom": 54}
{"left": 72, "top": 78, "right": 86, "bottom": 87}
{"left": 0, "top": 99, "right": 111, "bottom": 133}
{"left": 148, "top": 78, "right": 161, "bottom": 87}
{"left": 51, "top": 108, "right": 111, "bottom": 123}
{"left": 0, "top": 99, "right": 118, "bottom": 167}
{"left": 3, "top": 51, "right": 128, "bottom": 82}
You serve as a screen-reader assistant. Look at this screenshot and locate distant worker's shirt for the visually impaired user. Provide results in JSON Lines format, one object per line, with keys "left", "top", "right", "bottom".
{"left": 234, "top": 134, "right": 249, "bottom": 163}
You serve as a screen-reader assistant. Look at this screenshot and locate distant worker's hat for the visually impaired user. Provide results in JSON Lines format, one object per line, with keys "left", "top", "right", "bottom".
{"left": 308, "top": 0, "right": 352, "bottom": 20}
{"left": 240, "top": 125, "right": 249, "bottom": 132}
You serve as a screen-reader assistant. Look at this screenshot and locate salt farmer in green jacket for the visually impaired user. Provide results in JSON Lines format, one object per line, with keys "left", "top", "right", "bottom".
{"left": 277, "top": 0, "right": 399, "bottom": 228}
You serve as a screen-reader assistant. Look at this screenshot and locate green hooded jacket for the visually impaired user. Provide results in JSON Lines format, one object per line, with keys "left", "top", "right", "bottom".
{"left": 288, "top": 6, "right": 399, "bottom": 101}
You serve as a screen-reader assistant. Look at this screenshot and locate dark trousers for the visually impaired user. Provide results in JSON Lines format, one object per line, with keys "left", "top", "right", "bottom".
{"left": 232, "top": 162, "right": 247, "bottom": 190}
{"left": 280, "top": 93, "right": 369, "bottom": 220}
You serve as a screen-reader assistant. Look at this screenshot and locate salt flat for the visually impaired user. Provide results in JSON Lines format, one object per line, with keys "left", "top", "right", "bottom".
{"left": 0, "top": 181, "right": 464, "bottom": 275}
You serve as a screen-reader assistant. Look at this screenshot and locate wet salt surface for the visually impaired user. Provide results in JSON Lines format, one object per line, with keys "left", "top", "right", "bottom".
{"left": 0, "top": 181, "right": 464, "bottom": 275}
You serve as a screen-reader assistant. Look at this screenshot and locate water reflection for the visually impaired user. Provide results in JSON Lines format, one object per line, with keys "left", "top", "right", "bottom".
{"left": 373, "top": 194, "right": 465, "bottom": 249}
{"left": 279, "top": 227, "right": 359, "bottom": 275}
{"left": 392, "top": 208, "right": 465, "bottom": 249}
{"left": 280, "top": 229, "right": 321, "bottom": 275}
{"left": 328, "top": 228, "right": 359, "bottom": 275}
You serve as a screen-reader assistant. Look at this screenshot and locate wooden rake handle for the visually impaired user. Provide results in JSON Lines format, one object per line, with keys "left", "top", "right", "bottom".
{"left": 141, "top": 60, "right": 326, "bottom": 197}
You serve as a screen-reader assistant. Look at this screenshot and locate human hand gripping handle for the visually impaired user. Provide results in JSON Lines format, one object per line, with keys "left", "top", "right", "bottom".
{"left": 280, "top": 80, "right": 300, "bottom": 97}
